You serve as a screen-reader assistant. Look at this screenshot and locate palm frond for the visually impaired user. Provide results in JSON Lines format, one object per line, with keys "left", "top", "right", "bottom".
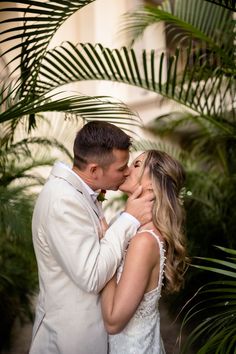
{"left": 1, "top": 1, "right": 137, "bottom": 132}
{"left": 33, "top": 42, "right": 235, "bottom": 126}
{"left": 180, "top": 247, "right": 236, "bottom": 353}
{"left": 1, "top": 1, "right": 234, "bottom": 134}
{"left": 120, "top": 0, "right": 234, "bottom": 58}
{"left": 0, "top": 127, "right": 75, "bottom": 189}
{"left": 205, "top": 0, "right": 236, "bottom": 11}
{"left": 0, "top": 185, "right": 35, "bottom": 239}
{"left": 1, "top": 136, "right": 72, "bottom": 160}
{"left": 0, "top": 1, "right": 95, "bottom": 77}
{"left": 0, "top": 91, "right": 141, "bottom": 128}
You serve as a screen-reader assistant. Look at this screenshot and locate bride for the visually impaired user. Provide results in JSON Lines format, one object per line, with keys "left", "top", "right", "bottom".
{"left": 101, "top": 150, "right": 187, "bottom": 354}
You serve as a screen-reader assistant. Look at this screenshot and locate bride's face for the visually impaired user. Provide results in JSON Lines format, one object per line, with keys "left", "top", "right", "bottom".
{"left": 119, "top": 153, "right": 151, "bottom": 195}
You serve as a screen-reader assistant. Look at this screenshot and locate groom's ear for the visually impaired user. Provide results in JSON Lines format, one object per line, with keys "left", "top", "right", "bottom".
{"left": 88, "top": 163, "right": 102, "bottom": 179}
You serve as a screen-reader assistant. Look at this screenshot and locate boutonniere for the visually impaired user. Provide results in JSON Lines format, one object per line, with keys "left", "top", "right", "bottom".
{"left": 97, "top": 189, "right": 107, "bottom": 202}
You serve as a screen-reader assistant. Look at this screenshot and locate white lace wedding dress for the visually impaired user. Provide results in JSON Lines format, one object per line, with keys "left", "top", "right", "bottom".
{"left": 108, "top": 230, "right": 166, "bottom": 354}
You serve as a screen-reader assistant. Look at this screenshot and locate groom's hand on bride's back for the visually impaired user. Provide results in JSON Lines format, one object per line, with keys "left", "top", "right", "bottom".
{"left": 125, "top": 186, "right": 154, "bottom": 225}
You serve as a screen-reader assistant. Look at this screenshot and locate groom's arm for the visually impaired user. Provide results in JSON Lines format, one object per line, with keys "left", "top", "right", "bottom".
{"left": 45, "top": 188, "right": 153, "bottom": 294}
{"left": 45, "top": 194, "right": 136, "bottom": 294}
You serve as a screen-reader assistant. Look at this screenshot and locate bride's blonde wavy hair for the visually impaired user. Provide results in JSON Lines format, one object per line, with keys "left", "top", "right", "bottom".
{"left": 140, "top": 150, "right": 187, "bottom": 293}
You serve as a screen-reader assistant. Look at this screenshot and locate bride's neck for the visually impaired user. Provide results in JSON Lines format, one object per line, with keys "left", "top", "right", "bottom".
{"left": 139, "top": 221, "right": 154, "bottom": 231}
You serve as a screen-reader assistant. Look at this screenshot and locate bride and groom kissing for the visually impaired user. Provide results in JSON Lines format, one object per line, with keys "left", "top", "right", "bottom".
{"left": 29, "top": 121, "right": 187, "bottom": 354}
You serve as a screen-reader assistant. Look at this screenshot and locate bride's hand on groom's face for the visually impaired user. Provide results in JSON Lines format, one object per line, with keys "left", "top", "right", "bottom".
{"left": 125, "top": 185, "right": 154, "bottom": 226}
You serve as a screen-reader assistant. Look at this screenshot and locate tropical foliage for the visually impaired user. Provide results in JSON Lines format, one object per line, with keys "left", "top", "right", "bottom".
{"left": 0, "top": 0, "right": 235, "bottom": 351}
{"left": 180, "top": 246, "right": 236, "bottom": 354}
{"left": 121, "top": 1, "right": 235, "bottom": 350}
{"left": 0, "top": 121, "right": 73, "bottom": 349}
{"left": 1, "top": 1, "right": 234, "bottom": 131}
{"left": 205, "top": 0, "right": 236, "bottom": 11}
{"left": 0, "top": 1, "right": 141, "bottom": 131}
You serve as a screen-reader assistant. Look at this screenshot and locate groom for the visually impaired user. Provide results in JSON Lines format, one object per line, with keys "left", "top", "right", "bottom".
{"left": 29, "top": 121, "right": 153, "bottom": 354}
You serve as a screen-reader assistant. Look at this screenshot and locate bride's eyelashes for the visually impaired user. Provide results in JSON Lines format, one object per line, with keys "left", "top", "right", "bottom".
{"left": 134, "top": 160, "right": 142, "bottom": 168}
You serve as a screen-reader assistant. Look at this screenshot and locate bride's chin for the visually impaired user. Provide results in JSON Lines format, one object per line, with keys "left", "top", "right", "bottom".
{"left": 119, "top": 185, "right": 129, "bottom": 194}
{"left": 119, "top": 187, "right": 133, "bottom": 195}
{"left": 119, "top": 182, "right": 137, "bottom": 195}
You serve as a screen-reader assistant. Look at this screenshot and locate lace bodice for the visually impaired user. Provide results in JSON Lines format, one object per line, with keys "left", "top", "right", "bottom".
{"left": 108, "top": 230, "right": 166, "bottom": 354}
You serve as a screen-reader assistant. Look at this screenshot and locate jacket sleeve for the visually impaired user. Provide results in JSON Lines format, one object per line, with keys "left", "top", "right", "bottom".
{"left": 45, "top": 193, "right": 138, "bottom": 294}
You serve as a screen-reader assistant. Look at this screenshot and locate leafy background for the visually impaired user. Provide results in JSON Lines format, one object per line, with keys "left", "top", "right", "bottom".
{"left": 0, "top": 0, "right": 235, "bottom": 352}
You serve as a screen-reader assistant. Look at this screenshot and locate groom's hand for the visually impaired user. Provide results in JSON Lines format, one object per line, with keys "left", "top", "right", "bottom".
{"left": 125, "top": 186, "right": 154, "bottom": 225}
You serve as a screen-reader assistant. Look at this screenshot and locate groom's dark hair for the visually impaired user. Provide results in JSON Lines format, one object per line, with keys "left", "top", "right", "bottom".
{"left": 73, "top": 121, "right": 132, "bottom": 170}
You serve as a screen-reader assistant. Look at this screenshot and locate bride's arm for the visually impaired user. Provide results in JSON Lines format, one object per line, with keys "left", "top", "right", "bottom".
{"left": 101, "top": 232, "right": 158, "bottom": 334}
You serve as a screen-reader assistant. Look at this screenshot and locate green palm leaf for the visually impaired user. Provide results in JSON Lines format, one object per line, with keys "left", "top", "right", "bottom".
{"left": 205, "top": 0, "right": 236, "bottom": 11}
{"left": 1, "top": 0, "right": 235, "bottom": 132}
{"left": 0, "top": 91, "right": 141, "bottom": 128}
{"left": 0, "top": 1, "right": 95, "bottom": 77}
{"left": 34, "top": 42, "right": 234, "bottom": 125}
{"left": 2, "top": 1, "right": 138, "bottom": 130}
{"left": 121, "top": 0, "right": 234, "bottom": 56}
{"left": 180, "top": 247, "right": 236, "bottom": 353}
{"left": 0, "top": 1, "right": 142, "bottom": 128}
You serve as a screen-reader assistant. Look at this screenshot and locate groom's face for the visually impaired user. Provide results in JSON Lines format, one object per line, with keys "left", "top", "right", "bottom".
{"left": 99, "top": 149, "right": 130, "bottom": 191}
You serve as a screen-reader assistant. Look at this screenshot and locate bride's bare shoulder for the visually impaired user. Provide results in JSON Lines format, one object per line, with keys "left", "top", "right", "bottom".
{"left": 128, "top": 231, "right": 160, "bottom": 255}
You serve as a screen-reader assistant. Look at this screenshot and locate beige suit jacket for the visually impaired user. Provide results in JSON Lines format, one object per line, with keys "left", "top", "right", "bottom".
{"left": 29, "top": 162, "right": 138, "bottom": 354}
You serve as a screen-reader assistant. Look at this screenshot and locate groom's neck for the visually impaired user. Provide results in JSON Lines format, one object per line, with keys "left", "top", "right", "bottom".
{"left": 72, "top": 165, "right": 97, "bottom": 191}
